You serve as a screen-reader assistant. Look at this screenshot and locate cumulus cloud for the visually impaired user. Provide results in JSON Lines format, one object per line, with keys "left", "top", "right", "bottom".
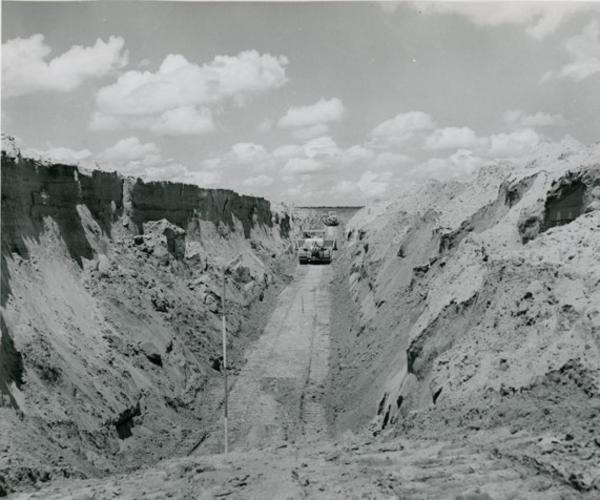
{"left": 96, "top": 137, "right": 222, "bottom": 186}
{"left": 257, "top": 119, "right": 273, "bottom": 133}
{"left": 22, "top": 145, "right": 94, "bottom": 165}
{"left": 242, "top": 175, "right": 275, "bottom": 188}
{"left": 410, "top": 149, "right": 487, "bottom": 182}
{"left": 412, "top": 2, "right": 599, "bottom": 40}
{"left": 373, "top": 151, "right": 411, "bottom": 168}
{"left": 231, "top": 142, "right": 268, "bottom": 163}
{"left": 358, "top": 170, "right": 393, "bottom": 198}
{"left": 503, "top": 109, "right": 566, "bottom": 128}
{"left": 302, "top": 136, "right": 340, "bottom": 159}
{"left": 97, "top": 136, "right": 161, "bottom": 165}
{"left": 368, "top": 111, "right": 436, "bottom": 147}
{"left": 541, "top": 20, "right": 600, "bottom": 82}
{"left": 151, "top": 106, "right": 214, "bottom": 135}
{"left": 278, "top": 97, "right": 345, "bottom": 128}
{"left": 24, "top": 136, "right": 222, "bottom": 187}
{"left": 291, "top": 123, "right": 330, "bottom": 141}
{"left": 282, "top": 157, "right": 324, "bottom": 175}
{"left": 91, "top": 50, "right": 288, "bottom": 134}
{"left": 425, "top": 126, "right": 487, "bottom": 150}
{"left": 342, "top": 145, "right": 375, "bottom": 164}
{"left": 272, "top": 144, "right": 304, "bottom": 159}
{"left": 2, "top": 34, "right": 128, "bottom": 98}
{"left": 488, "top": 128, "right": 543, "bottom": 158}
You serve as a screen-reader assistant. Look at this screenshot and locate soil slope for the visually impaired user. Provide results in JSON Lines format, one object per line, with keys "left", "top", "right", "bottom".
{"left": 0, "top": 148, "right": 293, "bottom": 495}
{"left": 328, "top": 144, "right": 600, "bottom": 492}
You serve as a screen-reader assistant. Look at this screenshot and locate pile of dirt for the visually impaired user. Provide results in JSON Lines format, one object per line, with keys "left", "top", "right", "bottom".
{"left": 0, "top": 150, "right": 294, "bottom": 495}
{"left": 327, "top": 145, "right": 600, "bottom": 490}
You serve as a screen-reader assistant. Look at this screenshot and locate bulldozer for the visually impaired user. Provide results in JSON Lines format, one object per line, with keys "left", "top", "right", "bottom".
{"left": 321, "top": 210, "right": 339, "bottom": 226}
{"left": 298, "top": 229, "right": 334, "bottom": 264}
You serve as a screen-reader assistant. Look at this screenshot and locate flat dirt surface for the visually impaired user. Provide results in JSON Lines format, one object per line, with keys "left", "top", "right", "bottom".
{"left": 197, "top": 264, "right": 332, "bottom": 454}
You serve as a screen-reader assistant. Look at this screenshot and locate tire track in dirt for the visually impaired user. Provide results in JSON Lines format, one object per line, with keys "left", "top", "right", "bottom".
{"left": 196, "top": 264, "right": 332, "bottom": 454}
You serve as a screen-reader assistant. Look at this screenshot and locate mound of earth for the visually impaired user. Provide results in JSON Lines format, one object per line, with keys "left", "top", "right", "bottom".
{"left": 327, "top": 144, "right": 600, "bottom": 492}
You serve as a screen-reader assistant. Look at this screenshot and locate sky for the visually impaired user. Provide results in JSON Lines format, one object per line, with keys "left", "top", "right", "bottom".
{"left": 2, "top": 1, "right": 600, "bottom": 204}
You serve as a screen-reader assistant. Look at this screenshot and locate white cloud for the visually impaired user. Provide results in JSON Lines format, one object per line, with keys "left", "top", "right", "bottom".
{"left": 242, "top": 175, "right": 274, "bottom": 188}
{"left": 368, "top": 111, "right": 436, "bottom": 147}
{"left": 175, "top": 169, "right": 222, "bottom": 187}
{"left": 357, "top": 170, "right": 393, "bottom": 198}
{"left": 278, "top": 97, "right": 345, "bottom": 129}
{"left": 410, "top": 149, "right": 487, "bottom": 182}
{"left": 291, "top": 123, "right": 330, "bottom": 140}
{"left": 282, "top": 157, "right": 324, "bottom": 175}
{"left": 257, "top": 119, "right": 273, "bottom": 133}
{"left": 373, "top": 151, "right": 411, "bottom": 168}
{"left": 91, "top": 50, "right": 288, "bottom": 134}
{"left": 2, "top": 34, "right": 127, "bottom": 97}
{"left": 447, "top": 149, "right": 487, "bottom": 175}
{"left": 231, "top": 142, "right": 268, "bottom": 163}
{"left": 413, "top": 3, "right": 599, "bottom": 40}
{"left": 341, "top": 145, "right": 375, "bottom": 164}
{"left": 272, "top": 144, "right": 304, "bottom": 159}
{"left": 542, "top": 20, "right": 600, "bottom": 82}
{"left": 302, "top": 136, "right": 341, "bottom": 159}
{"left": 425, "top": 126, "right": 487, "bottom": 150}
{"left": 488, "top": 128, "right": 543, "bottom": 158}
{"left": 97, "top": 136, "right": 161, "bottom": 165}
{"left": 23, "top": 136, "right": 221, "bottom": 187}
{"left": 503, "top": 109, "right": 566, "bottom": 128}
{"left": 151, "top": 106, "right": 214, "bottom": 135}
{"left": 22, "top": 146, "right": 93, "bottom": 165}
{"left": 332, "top": 180, "right": 359, "bottom": 195}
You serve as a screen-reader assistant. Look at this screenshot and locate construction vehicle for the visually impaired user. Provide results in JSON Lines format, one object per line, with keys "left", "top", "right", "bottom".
{"left": 298, "top": 229, "right": 333, "bottom": 264}
{"left": 321, "top": 210, "right": 339, "bottom": 226}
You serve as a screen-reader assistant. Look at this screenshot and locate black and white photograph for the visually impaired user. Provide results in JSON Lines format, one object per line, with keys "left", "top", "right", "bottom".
{"left": 1, "top": 0, "right": 600, "bottom": 498}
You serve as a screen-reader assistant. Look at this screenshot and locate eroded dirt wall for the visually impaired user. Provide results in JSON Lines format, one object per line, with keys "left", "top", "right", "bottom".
{"left": 330, "top": 159, "right": 600, "bottom": 454}
{"left": 0, "top": 151, "right": 294, "bottom": 495}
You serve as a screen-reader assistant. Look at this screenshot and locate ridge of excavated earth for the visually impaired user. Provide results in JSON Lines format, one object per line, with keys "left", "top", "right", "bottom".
{"left": 2, "top": 141, "right": 600, "bottom": 499}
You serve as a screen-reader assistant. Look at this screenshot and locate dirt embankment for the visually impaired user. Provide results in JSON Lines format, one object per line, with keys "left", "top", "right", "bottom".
{"left": 0, "top": 151, "right": 293, "bottom": 495}
{"left": 328, "top": 148, "right": 600, "bottom": 491}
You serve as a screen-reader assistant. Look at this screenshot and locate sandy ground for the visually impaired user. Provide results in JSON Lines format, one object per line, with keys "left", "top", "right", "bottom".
{"left": 195, "top": 264, "right": 332, "bottom": 454}
{"left": 8, "top": 262, "right": 594, "bottom": 499}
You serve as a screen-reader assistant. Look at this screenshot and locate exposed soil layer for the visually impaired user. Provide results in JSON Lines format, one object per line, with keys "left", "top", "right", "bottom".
{"left": 3, "top": 145, "right": 600, "bottom": 498}
{"left": 8, "top": 264, "right": 597, "bottom": 499}
{"left": 0, "top": 151, "right": 294, "bottom": 495}
{"left": 326, "top": 151, "right": 600, "bottom": 494}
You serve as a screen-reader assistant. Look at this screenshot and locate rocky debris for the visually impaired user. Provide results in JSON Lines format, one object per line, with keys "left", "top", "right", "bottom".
{"left": 97, "top": 254, "right": 110, "bottom": 277}
{"left": 163, "top": 225, "right": 186, "bottom": 260}
{"left": 140, "top": 341, "right": 163, "bottom": 367}
{"left": 231, "top": 264, "right": 253, "bottom": 284}
{"left": 204, "top": 291, "right": 221, "bottom": 313}
{"left": 517, "top": 204, "right": 544, "bottom": 243}
{"left": 115, "top": 401, "right": 142, "bottom": 439}
{"left": 150, "top": 288, "right": 171, "bottom": 312}
{"left": 10, "top": 430, "right": 590, "bottom": 499}
{"left": 0, "top": 316, "right": 25, "bottom": 410}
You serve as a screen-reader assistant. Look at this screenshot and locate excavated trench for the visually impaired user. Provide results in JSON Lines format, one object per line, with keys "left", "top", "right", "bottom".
{"left": 3, "top": 153, "right": 600, "bottom": 498}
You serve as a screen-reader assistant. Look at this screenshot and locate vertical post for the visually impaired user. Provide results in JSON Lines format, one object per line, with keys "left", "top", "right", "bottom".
{"left": 222, "top": 270, "right": 228, "bottom": 455}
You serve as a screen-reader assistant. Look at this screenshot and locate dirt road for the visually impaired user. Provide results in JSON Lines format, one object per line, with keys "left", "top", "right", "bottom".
{"left": 198, "top": 265, "right": 332, "bottom": 454}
